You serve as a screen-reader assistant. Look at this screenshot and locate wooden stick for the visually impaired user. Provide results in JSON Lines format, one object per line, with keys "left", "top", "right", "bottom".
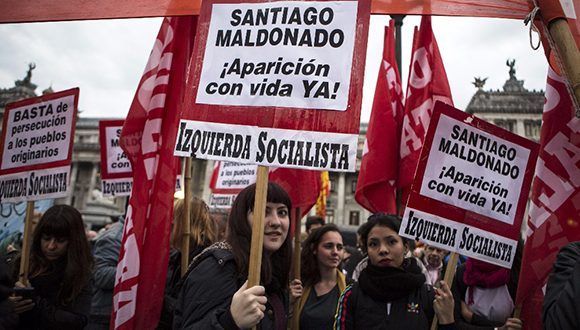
{"left": 289, "top": 207, "right": 302, "bottom": 329}
{"left": 181, "top": 157, "right": 193, "bottom": 277}
{"left": 247, "top": 165, "right": 269, "bottom": 288}
{"left": 430, "top": 252, "right": 459, "bottom": 330}
{"left": 547, "top": 18, "right": 580, "bottom": 113}
{"left": 19, "top": 201, "right": 35, "bottom": 286}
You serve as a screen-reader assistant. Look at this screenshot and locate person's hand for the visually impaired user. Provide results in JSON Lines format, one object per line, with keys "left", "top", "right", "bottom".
{"left": 8, "top": 295, "right": 35, "bottom": 314}
{"left": 14, "top": 281, "right": 26, "bottom": 288}
{"left": 289, "top": 279, "right": 303, "bottom": 303}
{"left": 433, "top": 281, "right": 454, "bottom": 325}
{"left": 460, "top": 301, "right": 474, "bottom": 322}
{"left": 498, "top": 318, "right": 523, "bottom": 330}
{"left": 230, "top": 281, "right": 267, "bottom": 328}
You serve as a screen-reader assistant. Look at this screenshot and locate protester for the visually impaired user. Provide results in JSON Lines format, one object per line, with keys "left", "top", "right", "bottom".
{"left": 289, "top": 224, "right": 346, "bottom": 330}
{"left": 305, "top": 216, "right": 325, "bottom": 236}
{"left": 0, "top": 259, "right": 17, "bottom": 329}
{"left": 334, "top": 213, "right": 455, "bottom": 329}
{"left": 87, "top": 215, "right": 124, "bottom": 329}
{"left": 173, "top": 182, "right": 292, "bottom": 329}
{"left": 158, "top": 197, "right": 218, "bottom": 329}
{"left": 543, "top": 241, "right": 580, "bottom": 330}
{"left": 422, "top": 244, "right": 446, "bottom": 286}
{"left": 209, "top": 208, "right": 229, "bottom": 241}
{"left": 451, "top": 259, "right": 521, "bottom": 329}
{"left": 9, "top": 205, "right": 93, "bottom": 329}
{"left": 350, "top": 221, "right": 371, "bottom": 282}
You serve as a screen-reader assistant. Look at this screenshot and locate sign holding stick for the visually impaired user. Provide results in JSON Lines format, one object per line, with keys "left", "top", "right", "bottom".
{"left": 248, "top": 165, "right": 269, "bottom": 288}
{"left": 400, "top": 101, "right": 539, "bottom": 269}
{"left": 0, "top": 88, "right": 78, "bottom": 204}
{"left": 18, "top": 201, "right": 35, "bottom": 286}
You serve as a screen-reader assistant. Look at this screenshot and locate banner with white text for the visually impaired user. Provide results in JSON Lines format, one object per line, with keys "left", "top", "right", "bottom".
{"left": 0, "top": 88, "right": 78, "bottom": 203}
{"left": 175, "top": 120, "right": 357, "bottom": 171}
{"left": 400, "top": 102, "right": 539, "bottom": 268}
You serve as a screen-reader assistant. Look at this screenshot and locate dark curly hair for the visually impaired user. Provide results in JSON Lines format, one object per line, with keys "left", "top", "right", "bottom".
{"left": 300, "top": 224, "right": 342, "bottom": 288}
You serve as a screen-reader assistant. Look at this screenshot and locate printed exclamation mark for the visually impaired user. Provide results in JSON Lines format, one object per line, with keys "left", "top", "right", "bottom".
{"left": 331, "top": 82, "right": 340, "bottom": 99}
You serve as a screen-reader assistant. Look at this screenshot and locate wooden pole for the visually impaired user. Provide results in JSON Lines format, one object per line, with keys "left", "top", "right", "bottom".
{"left": 546, "top": 18, "right": 580, "bottom": 113}
{"left": 18, "top": 201, "right": 35, "bottom": 286}
{"left": 247, "top": 165, "right": 269, "bottom": 288}
{"left": 289, "top": 207, "right": 302, "bottom": 329}
{"left": 430, "top": 252, "right": 459, "bottom": 330}
{"left": 181, "top": 157, "right": 193, "bottom": 277}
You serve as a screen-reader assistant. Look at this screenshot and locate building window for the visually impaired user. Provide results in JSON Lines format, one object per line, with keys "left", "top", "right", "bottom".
{"left": 330, "top": 178, "right": 336, "bottom": 192}
{"left": 349, "top": 211, "right": 360, "bottom": 226}
{"left": 494, "top": 119, "right": 516, "bottom": 133}
{"left": 351, "top": 177, "right": 358, "bottom": 193}
{"left": 524, "top": 120, "right": 542, "bottom": 140}
{"left": 326, "top": 209, "right": 335, "bottom": 223}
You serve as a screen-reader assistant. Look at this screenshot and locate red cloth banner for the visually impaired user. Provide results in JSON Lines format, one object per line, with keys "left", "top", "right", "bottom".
{"left": 516, "top": 66, "right": 580, "bottom": 330}
{"left": 0, "top": 0, "right": 533, "bottom": 24}
{"left": 398, "top": 16, "right": 453, "bottom": 205}
{"left": 269, "top": 167, "right": 321, "bottom": 215}
{"left": 112, "top": 16, "right": 197, "bottom": 329}
{"left": 355, "top": 20, "right": 403, "bottom": 214}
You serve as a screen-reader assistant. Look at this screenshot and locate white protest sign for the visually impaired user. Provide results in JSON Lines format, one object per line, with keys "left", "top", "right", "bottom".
{"left": 99, "top": 120, "right": 133, "bottom": 197}
{"left": 0, "top": 88, "right": 78, "bottom": 203}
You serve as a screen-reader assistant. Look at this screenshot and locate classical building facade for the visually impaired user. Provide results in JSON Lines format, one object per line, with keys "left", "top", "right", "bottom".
{"left": 0, "top": 61, "right": 543, "bottom": 228}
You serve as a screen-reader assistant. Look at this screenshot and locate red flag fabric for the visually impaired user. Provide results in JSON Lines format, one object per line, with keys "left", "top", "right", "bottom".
{"left": 269, "top": 167, "right": 321, "bottom": 217}
{"left": 112, "top": 16, "right": 197, "bottom": 329}
{"left": 355, "top": 20, "right": 403, "bottom": 214}
{"left": 398, "top": 16, "right": 453, "bottom": 206}
{"left": 516, "top": 66, "right": 580, "bottom": 330}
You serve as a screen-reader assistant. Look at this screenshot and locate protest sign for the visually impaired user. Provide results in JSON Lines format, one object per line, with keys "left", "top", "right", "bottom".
{"left": 176, "top": 0, "right": 370, "bottom": 172}
{"left": 400, "top": 102, "right": 539, "bottom": 268}
{"left": 0, "top": 88, "right": 78, "bottom": 203}
{"left": 99, "top": 120, "right": 133, "bottom": 197}
{"left": 209, "top": 161, "right": 257, "bottom": 208}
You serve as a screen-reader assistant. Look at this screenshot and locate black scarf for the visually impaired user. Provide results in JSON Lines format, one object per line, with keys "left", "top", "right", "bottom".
{"left": 358, "top": 258, "right": 426, "bottom": 302}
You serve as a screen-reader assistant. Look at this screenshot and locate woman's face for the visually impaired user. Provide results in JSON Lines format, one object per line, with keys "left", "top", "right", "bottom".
{"left": 314, "top": 231, "right": 344, "bottom": 270}
{"left": 247, "top": 202, "right": 289, "bottom": 253}
{"left": 41, "top": 234, "right": 69, "bottom": 261}
{"left": 366, "top": 225, "right": 407, "bottom": 269}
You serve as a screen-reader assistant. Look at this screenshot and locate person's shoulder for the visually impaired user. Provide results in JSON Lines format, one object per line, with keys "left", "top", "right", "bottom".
{"left": 554, "top": 241, "right": 580, "bottom": 268}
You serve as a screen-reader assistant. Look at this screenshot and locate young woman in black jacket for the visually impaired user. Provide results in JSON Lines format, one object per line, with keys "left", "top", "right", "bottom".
{"left": 334, "top": 213, "right": 456, "bottom": 329}
{"left": 10, "top": 205, "right": 93, "bottom": 329}
{"left": 173, "top": 182, "right": 292, "bottom": 329}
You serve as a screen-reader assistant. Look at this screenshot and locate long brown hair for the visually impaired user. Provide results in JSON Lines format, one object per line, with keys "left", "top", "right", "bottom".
{"left": 227, "top": 183, "right": 292, "bottom": 289}
{"left": 300, "top": 224, "right": 342, "bottom": 287}
{"left": 171, "top": 197, "right": 217, "bottom": 251}
{"left": 29, "top": 205, "right": 93, "bottom": 305}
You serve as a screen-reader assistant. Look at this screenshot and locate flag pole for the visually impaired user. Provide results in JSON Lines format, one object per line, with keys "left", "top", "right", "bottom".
{"left": 18, "top": 201, "right": 35, "bottom": 286}
{"left": 181, "top": 157, "right": 193, "bottom": 277}
{"left": 289, "top": 207, "right": 302, "bottom": 329}
{"left": 430, "top": 251, "right": 458, "bottom": 330}
{"left": 248, "top": 165, "right": 269, "bottom": 330}
{"left": 544, "top": 17, "right": 580, "bottom": 114}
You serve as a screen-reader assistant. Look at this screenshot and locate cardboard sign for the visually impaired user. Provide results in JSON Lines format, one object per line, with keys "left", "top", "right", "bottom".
{"left": 175, "top": 0, "right": 370, "bottom": 172}
{"left": 99, "top": 120, "right": 133, "bottom": 197}
{"left": 209, "top": 161, "right": 257, "bottom": 208}
{"left": 400, "top": 102, "right": 539, "bottom": 268}
{"left": 0, "top": 88, "right": 78, "bottom": 203}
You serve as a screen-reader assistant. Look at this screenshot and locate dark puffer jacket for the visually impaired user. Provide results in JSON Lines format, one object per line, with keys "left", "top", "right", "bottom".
{"left": 543, "top": 242, "right": 580, "bottom": 330}
{"left": 173, "top": 244, "right": 287, "bottom": 329}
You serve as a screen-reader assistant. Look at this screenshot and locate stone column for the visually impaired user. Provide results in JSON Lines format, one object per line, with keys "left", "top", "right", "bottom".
{"left": 337, "top": 172, "right": 346, "bottom": 225}
{"left": 64, "top": 162, "right": 78, "bottom": 205}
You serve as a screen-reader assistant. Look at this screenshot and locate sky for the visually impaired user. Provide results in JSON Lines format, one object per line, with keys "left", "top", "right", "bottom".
{"left": 0, "top": 15, "right": 548, "bottom": 122}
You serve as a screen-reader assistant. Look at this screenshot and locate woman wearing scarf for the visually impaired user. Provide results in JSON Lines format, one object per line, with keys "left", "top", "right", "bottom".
{"left": 334, "top": 213, "right": 455, "bottom": 329}
{"left": 289, "top": 224, "right": 346, "bottom": 329}
{"left": 451, "top": 258, "right": 522, "bottom": 329}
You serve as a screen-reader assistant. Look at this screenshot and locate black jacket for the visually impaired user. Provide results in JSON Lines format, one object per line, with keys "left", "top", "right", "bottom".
{"left": 173, "top": 244, "right": 288, "bottom": 329}
{"left": 543, "top": 242, "right": 580, "bottom": 330}
{"left": 335, "top": 281, "right": 456, "bottom": 329}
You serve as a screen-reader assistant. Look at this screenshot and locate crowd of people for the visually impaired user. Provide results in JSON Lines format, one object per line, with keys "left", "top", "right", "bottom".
{"left": 0, "top": 182, "right": 577, "bottom": 329}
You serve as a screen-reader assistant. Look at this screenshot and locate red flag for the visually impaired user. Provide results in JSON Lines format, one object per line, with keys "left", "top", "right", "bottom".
{"left": 269, "top": 167, "right": 321, "bottom": 216}
{"left": 516, "top": 66, "right": 580, "bottom": 330}
{"left": 398, "top": 16, "right": 453, "bottom": 206}
{"left": 355, "top": 20, "right": 404, "bottom": 214}
{"left": 112, "top": 16, "right": 197, "bottom": 329}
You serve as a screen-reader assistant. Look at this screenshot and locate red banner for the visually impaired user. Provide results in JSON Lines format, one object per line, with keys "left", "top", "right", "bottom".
{"left": 398, "top": 16, "right": 453, "bottom": 205}
{"left": 355, "top": 20, "right": 403, "bottom": 214}
{"left": 516, "top": 66, "right": 580, "bottom": 330}
{"left": 112, "top": 16, "right": 197, "bottom": 329}
{"left": 0, "top": 0, "right": 532, "bottom": 23}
